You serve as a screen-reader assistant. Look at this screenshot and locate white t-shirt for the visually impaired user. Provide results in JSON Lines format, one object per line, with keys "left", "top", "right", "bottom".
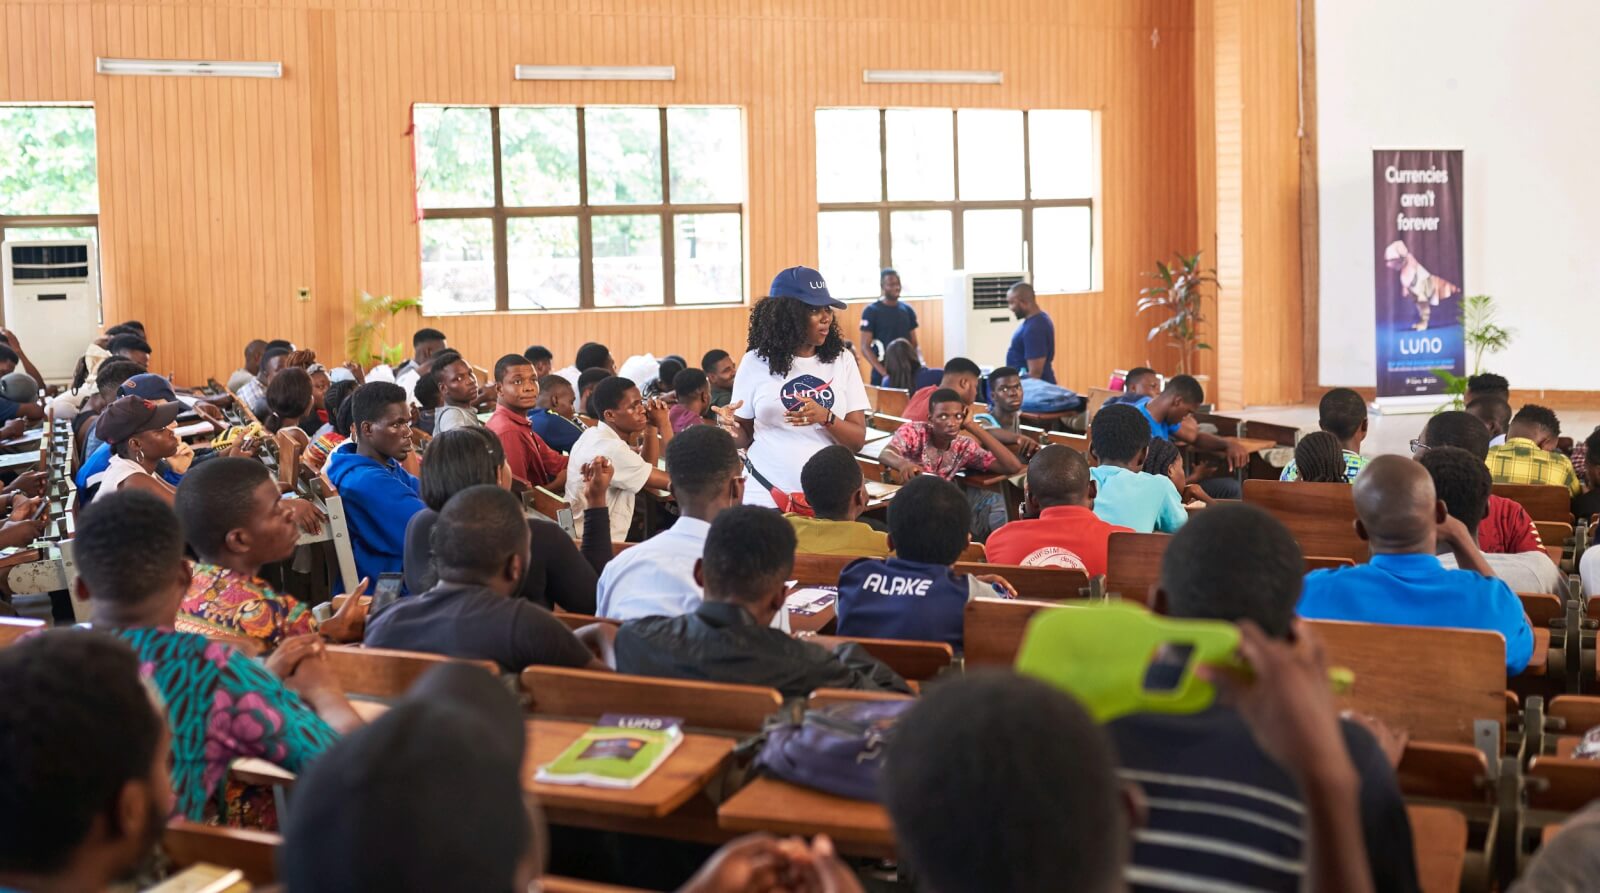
{"left": 565, "top": 422, "right": 656, "bottom": 542}
{"left": 732, "top": 349, "right": 869, "bottom": 509}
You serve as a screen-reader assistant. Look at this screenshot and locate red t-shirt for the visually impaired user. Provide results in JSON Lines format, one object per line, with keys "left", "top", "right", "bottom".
{"left": 485, "top": 404, "right": 569, "bottom": 487}
{"left": 1480, "top": 494, "right": 1542, "bottom": 555}
{"left": 903, "top": 385, "right": 936, "bottom": 422}
{"left": 984, "top": 504, "right": 1132, "bottom": 576}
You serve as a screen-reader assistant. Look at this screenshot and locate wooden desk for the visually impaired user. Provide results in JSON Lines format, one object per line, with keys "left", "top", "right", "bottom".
{"left": 789, "top": 602, "right": 837, "bottom": 635}
{"left": 1525, "top": 627, "right": 1551, "bottom": 677}
{"left": 1407, "top": 805, "right": 1466, "bottom": 893}
{"left": 526, "top": 719, "right": 734, "bottom": 820}
{"left": 718, "top": 777, "right": 895, "bottom": 858}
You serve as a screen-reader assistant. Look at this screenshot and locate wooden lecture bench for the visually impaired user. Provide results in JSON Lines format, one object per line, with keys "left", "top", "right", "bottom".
{"left": 718, "top": 777, "right": 895, "bottom": 859}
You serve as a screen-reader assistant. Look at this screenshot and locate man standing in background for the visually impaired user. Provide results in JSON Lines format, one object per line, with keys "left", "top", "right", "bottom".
{"left": 859, "top": 268, "right": 919, "bottom": 386}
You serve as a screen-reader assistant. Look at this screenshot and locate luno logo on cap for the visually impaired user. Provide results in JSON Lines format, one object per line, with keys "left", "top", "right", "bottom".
{"left": 780, "top": 374, "right": 836, "bottom": 412}
{"left": 810, "top": 279, "right": 827, "bottom": 289}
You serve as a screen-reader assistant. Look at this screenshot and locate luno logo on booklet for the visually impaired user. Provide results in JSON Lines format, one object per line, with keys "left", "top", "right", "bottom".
{"left": 780, "top": 374, "right": 836, "bottom": 412}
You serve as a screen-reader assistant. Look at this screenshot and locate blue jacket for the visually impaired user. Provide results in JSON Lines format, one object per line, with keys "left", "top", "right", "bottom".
{"left": 836, "top": 556, "right": 981, "bottom": 651}
{"left": 324, "top": 444, "right": 425, "bottom": 588}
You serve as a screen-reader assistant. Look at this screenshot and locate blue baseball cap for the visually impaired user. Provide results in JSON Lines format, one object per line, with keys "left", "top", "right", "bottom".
{"left": 769, "top": 266, "right": 845, "bottom": 309}
{"left": 117, "top": 373, "right": 178, "bottom": 403}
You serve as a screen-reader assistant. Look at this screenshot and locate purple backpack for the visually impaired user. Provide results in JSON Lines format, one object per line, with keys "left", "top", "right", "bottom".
{"left": 753, "top": 699, "right": 913, "bottom": 801}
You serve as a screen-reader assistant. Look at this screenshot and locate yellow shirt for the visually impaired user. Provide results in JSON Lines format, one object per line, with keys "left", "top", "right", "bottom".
{"left": 1486, "top": 437, "right": 1582, "bottom": 497}
{"left": 786, "top": 515, "right": 892, "bottom": 559}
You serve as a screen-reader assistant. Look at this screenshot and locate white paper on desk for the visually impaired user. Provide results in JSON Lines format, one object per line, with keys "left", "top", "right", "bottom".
{"left": 176, "top": 394, "right": 199, "bottom": 407}
{"left": 860, "top": 438, "right": 890, "bottom": 460}
{"left": 0, "top": 452, "right": 39, "bottom": 469}
{"left": 0, "top": 430, "right": 43, "bottom": 447}
{"left": 173, "top": 422, "right": 214, "bottom": 439}
{"left": 785, "top": 587, "right": 838, "bottom": 616}
{"left": 864, "top": 480, "right": 900, "bottom": 500}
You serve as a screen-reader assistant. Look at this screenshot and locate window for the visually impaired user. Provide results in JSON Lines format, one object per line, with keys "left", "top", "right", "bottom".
{"left": 814, "top": 108, "right": 1094, "bottom": 299}
{"left": 414, "top": 105, "right": 745, "bottom": 313}
{"left": 0, "top": 105, "right": 99, "bottom": 248}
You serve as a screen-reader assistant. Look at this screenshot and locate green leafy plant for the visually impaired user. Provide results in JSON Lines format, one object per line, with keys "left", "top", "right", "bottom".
{"left": 1432, "top": 294, "right": 1513, "bottom": 411}
{"left": 346, "top": 291, "right": 422, "bottom": 368}
{"left": 1138, "top": 251, "right": 1216, "bottom": 376}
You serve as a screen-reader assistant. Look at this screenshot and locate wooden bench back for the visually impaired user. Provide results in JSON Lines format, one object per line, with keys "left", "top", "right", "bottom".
{"left": 552, "top": 612, "right": 622, "bottom": 633}
{"left": 1084, "top": 388, "right": 1118, "bottom": 421}
{"left": 526, "top": 485, "right": 570, "bottom": 523}
{"left": 520, "top": 666, "right": 783, "bottom": 733}
{"left": 0, "top": 616, "right": 45, "bottom": 648}
{"left": 162, "top": 821, "right": 281, "bottom": 886}
{"left": 324, "top": 645, "right": 499, "bottom": 699}
{"left": 1519, "top": 592, "right": 1566, "bottom": 627}
{"left": 871, "top": 387, "right": 910, "bottom": 418}
{"left": 807, "top": 634, "right": 953, "bottom": 681}
{"left": 1104, "top": 532, "right": 1170, "bottom": 604}
{"left": 808, "top": 688, "right": 915, "bottom": 709}
{"left": 1242, "top": 480, "right": 1369, "bottom": 563}
{"left": 963, "top": 599, "right": 1061, "bottom": 667}
{"left": 1534, "top": 520, "right": 1573, "bottom": 548}
{"left": 952, "top": 561, "right": 1091, "bottom": 601}
{"left": 1041, "top": 430, "right": 1090, "bottom": 453}
{"left": 1305, "top": 619, "right": 1508, "bottom": 745}
{"left": 1493, "top": 483, "right": 1573, "bottom": 524}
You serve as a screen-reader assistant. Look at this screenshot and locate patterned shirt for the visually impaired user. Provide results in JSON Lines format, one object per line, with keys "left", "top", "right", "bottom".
{"left": 235, "top": 377, "right": 267, "bottom": 417}
{"left": 111, "top": 626, "right": 339, "bottom": 823}
{"left": 886, "top": 421, "right": 996, "bottom": 480}
{"left": 1280, "top": 450, "right": 1367, "bottom": 483}
{"left": 177, "top": 562, "right": 319, "bottom": 652}
{"left": 1487, "top": 437, "right": 1582, "bottom": 497}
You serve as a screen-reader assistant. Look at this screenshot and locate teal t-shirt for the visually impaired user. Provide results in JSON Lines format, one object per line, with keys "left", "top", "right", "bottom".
{"left": 1089, "top": 465, "right": 1187, "bottom": 534}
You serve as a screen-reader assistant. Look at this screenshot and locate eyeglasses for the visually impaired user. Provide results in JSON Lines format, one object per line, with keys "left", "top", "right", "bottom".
{"left": 1409, "top": 439, "right": 1431, "bottom": 454}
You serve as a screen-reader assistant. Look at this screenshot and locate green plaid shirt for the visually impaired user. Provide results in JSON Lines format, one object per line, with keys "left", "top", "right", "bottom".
{"left": 1486, "top": 437, "right": 1581, "bottom": 497}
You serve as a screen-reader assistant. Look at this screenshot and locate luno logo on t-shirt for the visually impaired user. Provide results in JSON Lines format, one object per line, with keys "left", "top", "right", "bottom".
{"left": 1021, "top": 546, "right": 1087, "bottom": 570}
{"left": 780, "top": 374, "right": 836, "bottom": 412}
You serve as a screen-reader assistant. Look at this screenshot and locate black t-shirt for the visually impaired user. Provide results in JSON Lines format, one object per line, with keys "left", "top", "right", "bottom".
{"left": 364, "top": 581, "right": 594, "bottom": 672}
{"left": 403, "top": 507, "right": 605, "bottom": 614}
{"left": 1109, "top": 707, "right": 1419, "bottom": 893}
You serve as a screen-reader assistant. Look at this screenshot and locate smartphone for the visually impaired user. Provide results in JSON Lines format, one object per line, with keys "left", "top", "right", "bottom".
{"left": 30, "top": 498, "right": 48, "bottom": 522}
{"left": 372, "top": 573, "right": 405, "bottom": 614}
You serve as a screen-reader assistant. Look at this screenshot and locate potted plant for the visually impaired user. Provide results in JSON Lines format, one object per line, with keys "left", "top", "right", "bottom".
{"left": 1433, "top": 294, "right": 1513, "bottom": 411}
{"left": 346, "top": 291, "right": 423, "bottom": 369}
{"left": 1138, "top": 251, "right": 1216, "bottom": 377}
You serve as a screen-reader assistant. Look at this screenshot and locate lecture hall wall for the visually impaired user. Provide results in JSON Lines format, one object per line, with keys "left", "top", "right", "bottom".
{"left": 0, "top": 0, "right": 1244, "bottom": 399}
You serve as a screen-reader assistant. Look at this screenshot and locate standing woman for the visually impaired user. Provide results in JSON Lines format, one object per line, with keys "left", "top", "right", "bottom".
{"left": 716, "top": 267, "right": 870, "bottom": 510}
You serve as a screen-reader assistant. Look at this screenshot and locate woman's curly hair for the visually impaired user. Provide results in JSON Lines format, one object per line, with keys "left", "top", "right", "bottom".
{"left": 746, "top": 296, "right": 845, "bottom": 378}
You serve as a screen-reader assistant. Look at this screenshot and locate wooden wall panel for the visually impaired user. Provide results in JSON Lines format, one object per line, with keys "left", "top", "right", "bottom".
{"left": 1, "top": 0, "right": 1198, "bottom": 392}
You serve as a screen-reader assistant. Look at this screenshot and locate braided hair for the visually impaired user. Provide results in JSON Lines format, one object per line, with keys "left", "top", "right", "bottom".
{"left": 746, "top": 297, "right": 845, "bottom": 378}
{"left": 1293, "top": 431, "right": 1348, "bottom": 484}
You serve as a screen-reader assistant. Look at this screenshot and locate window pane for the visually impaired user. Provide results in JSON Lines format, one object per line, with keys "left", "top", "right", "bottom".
{"left": 816, "top": 211, "right": 881, "bottom": 299}
{"left": 507, "top": 217, "right": 580, "bottom": 310}
{"left": 0, "top": 106, "right": 98, "bottom": 215}
{"left": 585, "top": 108, "right": 662, "bottom": 205}
{"left": 420, "top": 217, "right": 495, "bottom": 312}
{"left": 413, "top": 106, "right": 494, "bottom": 208}
{"left": 814, "top": 109, "right": 882, "bottom": 203}
{"left": 888, "top": 210, "right": 952, "bottom": 298}
{"left": 674, "top": 213, "right": 742, "bottom": 305}
{"left": 592, "top": 214, "right": 663, "bottom": 307}
{"left": 2, "top": 226, "right": 96, "bottom": 244}
{"left": 1029, "top": 110, "right": 1094, "bottom": 199}
{"left": 961, "top": 209, "right": 1023, "bottom": 271}
{"left": 1032, "top": 206, "right": 1093, "bottom": 293}
{"left": 500, "top": 107, "right": 579, "bottom": 207}
{"left": 885, "top": 109, "right": 953, "bottom": 201}
{"left": 957, "top": 109, "right": 1024, "bottom": 200}
{"left": 668, "top": 108, "right": 743, "bottom": 204}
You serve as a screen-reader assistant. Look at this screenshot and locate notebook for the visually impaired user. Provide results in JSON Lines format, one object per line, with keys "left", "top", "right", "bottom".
{"left": 534, "top": 714, "right": 684, "bottom": 789}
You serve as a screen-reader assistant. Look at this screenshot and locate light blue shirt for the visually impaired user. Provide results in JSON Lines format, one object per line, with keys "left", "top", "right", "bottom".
{"left": 1089, "top": 465, "right": 1187, "bottom": 534}
{"left": 596, "top": 516, "right": 712, "bottom": 621}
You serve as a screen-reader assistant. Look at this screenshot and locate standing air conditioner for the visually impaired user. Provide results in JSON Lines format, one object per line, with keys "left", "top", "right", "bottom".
{"left": 942, "top": 270, "right": 1029, "bottom": 365}
{"left": 1, "top": 240, "right": 101, "bottom": 384}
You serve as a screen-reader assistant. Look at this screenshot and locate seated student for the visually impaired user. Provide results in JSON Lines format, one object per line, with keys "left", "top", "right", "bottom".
{"left": 880, "top": 337, "right": 931, "bottom": 392}
{"left": 411, "top": 367, "right": 441, "bottom": 436}
{"left": 367, "top": 486, "right": 607, "bottom": 672}
{"left": 597, "top": 425, "right": 742, "bottom": 620}
{"left": 1144, "top": 435, "right": 1212, "bottom": 506}
{"left": 1487, "top": 404, "right": 1581, "bottom": 497}
{"left": 1415, "top": 410, "right": 1542, "bottom": 554}
{"left": 1574, "top": 427, "right": 1600, "bottom": 521}
{"left": 647, "top": 356, "right": 685, "bottom": 400}
{"left": 787, "top": 445, "right": 892, "bottom": 558}
{"left": 1280, "top": 388, "right": 1369, "bottom": 482}
{"left": 1088, "top": 404, "right": 1187, "bottom": 534}
{"left": 985, "top": 445, "right": 1131, "bottom": 574}
{"left": 74, "top": 491, "right": 358, "bottom": 824}
{"left": 229, "top": 338, "right": 268, "bottom": 392}
{"left": 430, "top": 350, "right": 482, "bottom": 434}
{"left": 325, "top": 382, "right": 427, "bottom": 585}
{"left": 78, "top": 371, "right": 211, "bottom": 503}
{"left": 557, "top": 341, "right": 617, "bottom": 390}
{"left": 1112, "top": 503, "right": 1419, "bottom": 892}
{"left": 576, "top": 367, "right": 612, "bottom": 419}
{"left": 0, "top": 368, "right": 44, "bottom": 427}
{"left": 1104, "top": 365, "right": 1162, "bottom": 405}
{"left": 1131, "top": 374, "right": 1252, "bottom": 471}
{"left": 837, "top": 476, "right": 1015, "bottom": 650}
{"left": 701, "top": 348, "right": 737, "bottom": 408}
{"left": 305, "top": 379, "right": 355, "bottom": 470}
{"left": 972, "top": 366, "right": 1041, "bottom": 456}
{"left": 903, "top": 357, "right": 982, "bottom": 422}
{"left": 617, "top": 506, "right": 910, "bottom": 698}
{"left": 1298, "top": 455, "right": 1534, "bottom": 673}
{"left": 106, "top": 331, "right": 153, "bottom": 369}
{"left": 237, "top": 344, "right": 289, "bottom": 418}
{"left": 73, "top": 358, "right": 145, "bottom": 461}
{"left": 262, "top": 366, "right": 314, "bottom": 436}
{"left": 392, "top": 327, "right": 448, "bottom": 406}
{"left": 1291, "top": 431, "right": 1352, "bottom": 484}
{"left": 404, "top": 427, "right": 609, "bottom": 614}
{"left": 0, "top": 328, "right": 45, "bottom": 389}
{"left": 528, "top": 374, "right": 585, "bottom": 453}
{"left": 175, "top": 457, "right": 366, "bottom": 650}
{"left": 523, "top": 343, "right": 554, "bottom": 378}
{"left": 1466, "top": 396, "right": 1513, "bottom": 448}
{"left": 669, "top": 367, "right": 712, "bottom": 434}
{"left": 0, "top": 633, "right": 172, "bottom": 893}
{"left": 485, "top": 353, "right": 568, "bottom": 491}
{"left": 566, "top": 376, "right": 673, "bottom": 543}
{"left": 1465, "top": 371, "right": 1511, "bottom": 408}
{"left": 93, "top": 395, "right": 183, "bottom": 505}
{"left": 881, "top": 388, "right": 1023, "bottom": 540}
{"left": 1422, "top": 446, "right": 1564, "bottom": 596}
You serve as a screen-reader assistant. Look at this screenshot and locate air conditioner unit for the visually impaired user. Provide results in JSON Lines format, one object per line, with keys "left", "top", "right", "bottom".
{"left": 1, "top": 240, "right": 101, "bottom": 384}
{"left": 942, "top": 270, "right": 1029, "bottom": 366}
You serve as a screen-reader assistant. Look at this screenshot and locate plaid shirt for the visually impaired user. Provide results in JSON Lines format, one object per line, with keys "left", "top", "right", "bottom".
{"left": 1486, "top": 437, "right": 1582, "bottom": 497}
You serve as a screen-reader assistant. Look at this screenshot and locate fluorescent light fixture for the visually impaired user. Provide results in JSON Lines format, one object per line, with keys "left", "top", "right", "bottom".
{"left": 515, "top": 65, "right": 675, "bottom": 82}
{"left": 862, "top": 69, "right": 1003, "bottom": 85}
{"left": 96, "top": 58, "right": 282, "bottom": 78}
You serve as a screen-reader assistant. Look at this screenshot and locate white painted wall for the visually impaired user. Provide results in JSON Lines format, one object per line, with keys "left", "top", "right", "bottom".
{"left": 1317, "top": 0, "right": 1597, "bottom": 389}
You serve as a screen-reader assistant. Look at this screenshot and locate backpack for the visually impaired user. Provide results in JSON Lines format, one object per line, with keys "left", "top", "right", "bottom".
{"left": 752, "top": 699, "right": 912, "bottom": 802}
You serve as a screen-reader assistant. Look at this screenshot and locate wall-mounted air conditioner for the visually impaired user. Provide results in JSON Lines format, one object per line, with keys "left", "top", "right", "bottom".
{"left": 942, "top": 270, "right": 1029, "bottom": 366}
{"left": 1, "top": 240, "right": 101, "bottom": 384}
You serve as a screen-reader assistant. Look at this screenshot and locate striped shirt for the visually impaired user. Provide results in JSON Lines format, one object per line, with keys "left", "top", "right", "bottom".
{"left": 1109, "top": 708, "right": 1419, "bottom": 892}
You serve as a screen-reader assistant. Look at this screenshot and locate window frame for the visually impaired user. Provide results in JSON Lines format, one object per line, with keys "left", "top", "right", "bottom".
{"left": 816, "top": 108, "right": 1095, "bottom": 300}
{"left": 416, "top": 105, "right": 745, "bottom": 313}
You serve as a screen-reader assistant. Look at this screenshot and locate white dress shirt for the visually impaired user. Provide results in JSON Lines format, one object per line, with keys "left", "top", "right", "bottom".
{"left": 597, "top": 516, "right": 710, "bottom": 620}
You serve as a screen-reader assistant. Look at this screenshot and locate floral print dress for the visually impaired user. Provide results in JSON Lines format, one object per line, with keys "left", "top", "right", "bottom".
{"left": 177, "top": 562, "right": 319, "bottom": 653}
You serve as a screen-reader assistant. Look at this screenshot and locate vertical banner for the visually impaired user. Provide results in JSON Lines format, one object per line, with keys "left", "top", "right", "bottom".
{"left": 1372, "top": 149, "right": 1464, "bottom": 398}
